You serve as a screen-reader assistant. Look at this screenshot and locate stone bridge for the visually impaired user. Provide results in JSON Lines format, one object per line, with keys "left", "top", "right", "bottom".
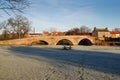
{"left": 0, "top": 35, "right": 96, "bottom": 46}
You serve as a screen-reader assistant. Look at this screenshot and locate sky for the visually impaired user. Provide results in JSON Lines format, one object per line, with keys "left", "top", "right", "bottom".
{"left": 0, "top": 0, "right": 120, "bottom": 33}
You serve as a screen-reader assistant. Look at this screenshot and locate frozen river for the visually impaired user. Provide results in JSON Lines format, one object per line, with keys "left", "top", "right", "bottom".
{"left": 0, "top": 45, "right": 120, "bottom": 80}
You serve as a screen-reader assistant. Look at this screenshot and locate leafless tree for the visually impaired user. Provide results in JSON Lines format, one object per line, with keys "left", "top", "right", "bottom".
{"left": 66, "top": 26, "right": 91, "bottom": 35}
{"left": 0, "top": 15, "right": 31, "bottom": 39}
{"left": 0, "top": 21, "right": 12, "bottom": 39}
{"left": 79, "top": 25, "right": 91, "bottom": 33}
{"left": 72, "top": 27, "right": 80, "bottom": 33}
{"left": 112, "top": 28, "right": 120, "bottom": 32}
{"left": 8, "top": 15, "right": 31, "bottom": 38}
{"left": 0, "top": 0, "right": 30, "bottom": 15}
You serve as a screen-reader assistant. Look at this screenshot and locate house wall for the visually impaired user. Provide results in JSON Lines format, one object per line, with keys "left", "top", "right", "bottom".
{"left": 92, "top": 31, "right": 110, "bottom": 40}
{"left": 110, "top": 34, "right": 120, "bottom": 38}
{"left": 92, "top": 31, "right": 98, "bottom": 38}
{"left": 98, "top": 32, "right": 110, "bottom": 40}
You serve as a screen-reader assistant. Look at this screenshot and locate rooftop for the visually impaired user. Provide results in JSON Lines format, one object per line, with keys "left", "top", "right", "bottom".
{"left": 110, "top": 31, "right": 120, "bottom": 34}
{"left": 93, "top": 27, "right": 109, "bottom": 32}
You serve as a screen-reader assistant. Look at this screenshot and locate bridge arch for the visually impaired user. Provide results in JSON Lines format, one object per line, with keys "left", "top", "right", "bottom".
{"left": 31, "top": 40, "right": 49, "bottom": 45}
{"left": 38, "top": 40, "right": 49, "bottom": 45}
{"left": 56, "top": 39, "right": 73, "bottom": 45}
{"left": 78, "top": 38, "right": 93, "bottom": 46}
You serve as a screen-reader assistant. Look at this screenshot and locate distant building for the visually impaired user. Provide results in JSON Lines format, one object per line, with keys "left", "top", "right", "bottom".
{"left": 43, "top": 31, "right": 65, "bottom": 36}
{"left": 92, "top": 27, "right": 110, "bottom": 40}
{"left": 29, "top": 33, "right": 42, "bottom": 37}
{"left": 43, "top": 31, "right": 50, "bottom": 36}
{"left": 110, "top": 31, "right": 120, "bottom": 38}
{"left": 50, "top": 31, "right": 65, "bottom": 36}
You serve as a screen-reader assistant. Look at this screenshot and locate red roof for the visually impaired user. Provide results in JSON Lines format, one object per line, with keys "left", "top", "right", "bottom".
{"left": 110, "top": 31, "right": 120, "bottom": 34}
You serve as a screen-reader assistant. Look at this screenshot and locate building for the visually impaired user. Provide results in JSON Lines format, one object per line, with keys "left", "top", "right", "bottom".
{"left": 43, "top": 31, "right": 50, "bottom": 36}
{"left": 29, "top": 33, "right": 42, "bottom": 37}
{"left": 92, "top": 27, "right": 110, "bottom": 40}
{"left": 43, "top": 31, "right": 65, "bottom": 36}
{"left": 50, "top": 31, "right": 65, "bottom": 36}
{"left": 110, "top": 31, "right": 120, "bottom": 38}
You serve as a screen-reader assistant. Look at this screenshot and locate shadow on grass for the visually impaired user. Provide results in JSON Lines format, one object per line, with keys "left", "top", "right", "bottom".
{"left": 8, "top": 46, "right": 120, "bottom": 75}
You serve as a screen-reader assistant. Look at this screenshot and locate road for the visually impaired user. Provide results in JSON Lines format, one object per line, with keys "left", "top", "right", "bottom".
{"left": 0, "top": 46, "right": 120, "bottom": 80}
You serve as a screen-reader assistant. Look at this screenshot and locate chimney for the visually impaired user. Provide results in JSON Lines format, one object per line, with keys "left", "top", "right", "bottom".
{"left": 94, "top": 27, "right": 96, "bottom": 30}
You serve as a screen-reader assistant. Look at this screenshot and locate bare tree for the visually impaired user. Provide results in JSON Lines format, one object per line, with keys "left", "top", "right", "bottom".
{"left": 0, "top": 21, "right": 10, "bottom": 39}
{"left": 0, "top": 21, "right": 15, "bottom": 39}
{"left": 72, "top": 27, "right": 80, "bottom": 33}
{"left": 79, "top": 25, "right": 91, "bottom": 33}
{"left": 112, "top": 28, "right": 120, "bottom": 32}
{"left": 0, "top": 0, "right": 30, "bottom": 15}
{"left": 65, "top": 29, "right": 76, "bottom": 35}
{"left": 0, "top": 15, "right": 31, "bottom": 39}
{"left": 65, "top": 26, "right": 91, "bottom": 35}
{"left": 8, "top": 15, "right": 31, "bottom": 38}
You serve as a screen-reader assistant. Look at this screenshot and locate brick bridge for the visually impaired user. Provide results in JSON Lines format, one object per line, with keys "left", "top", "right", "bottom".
{"left": 0, "top": 35, "right": 96, "bottom": 45}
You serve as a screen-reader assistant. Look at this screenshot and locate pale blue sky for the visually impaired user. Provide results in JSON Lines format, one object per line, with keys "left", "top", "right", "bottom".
{"left": 0, "top": 0, "right": 120, "bottom": 33}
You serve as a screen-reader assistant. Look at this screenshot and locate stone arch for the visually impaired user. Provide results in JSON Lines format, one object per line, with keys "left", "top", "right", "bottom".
{"left": 78, "top": 38, "right": 93, "bottom": 46}
{"left": 31, "top": 40, "right": 48, "bottom": 45}
{"left": 31, "top": 41, "right": 38, "bottom": 45}
{"left": 56, "top": 39, "right": 73, "bottom": 45}
{"left": 38, "top": 40, "right": 49, "bottom": 45}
